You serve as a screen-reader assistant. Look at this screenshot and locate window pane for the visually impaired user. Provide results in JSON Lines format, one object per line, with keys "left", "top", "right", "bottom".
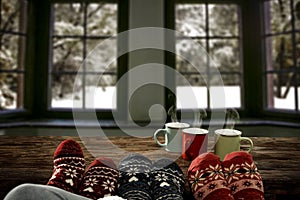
{"left": 176, "top": 39, "right": 207, "bottom": 73}
{"left": 0, "top": 34, "right": 19, "bottom": 70}
{"left": 176, "top": 86, "right": 207, "bottom": 109}
{"left": 53, "top": 3, "right": 83, "bottom": 36}
{"left": 85, "top": 75, "right": 116, "bottom": 109}
{"left": 210, "top": 74, "right": 241, "bottom": 108}
{"left": 0, "top": 0, "right": 27, "bottom": 111}
{"left": 209, "top": 39, "right": 240, "bottom": 72}
{"left": 176, "top": 4, "right": 206, "bottom": 37}
{"left": 1, "top": 0, "right": 27, "bottom": 33}
{"left": 297, "top": 33, "right": 300, "bottom": 67}
{"left": 177, "top": 74, "right": 207, "bottom": 87}
{"left": 266, "top": 73, "right": 295, "bottom": 110}
{"left": 208, "top": 4, "right": 239, "bottom": 36}
{"left": 51, "top": 74, "right": 82, "bottom": 108}
{"left": 0, "top": 73, "right": 23, "bottom": 109}
{"left": 85, "top": 39, "right": 117, "bottom": 73}
{"left": 264, "top": 0, "right": 291, "bottom": 34}
{"left": 87, "top": 3, "right": 117, "bottom": 36}
{"left": 50, "top": 2, "right": 117, "bottom": 110}
{"left": 175, "top": 3, "right": 242, "bottom": 110}
{"left": 265, "top": 34, "right": 293, "bottom": 71}
{"left": 210, "top": 86, "right": 241, "bottom": 109}
{"left": 52, "top": 38, "right": 83, "bottom": 72}
{"left": 295, "top": 0, "right": 300, "bottom": 30}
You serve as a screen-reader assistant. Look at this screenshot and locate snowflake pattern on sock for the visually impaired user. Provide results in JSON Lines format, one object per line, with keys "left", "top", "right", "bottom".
{"left": 47, "top": 140, "right": 86, "bottom": 193}
{"left": 188, "top": 152, "right": 234, "bottom": 200}
{"left": 222, "top": 151, "right": 265, "bottom": 200}
{"left": 78, "top": 157, "right": 119, "bottom": 200}
{"left": 117, "top": 154, "right": 153, "bottom": 200}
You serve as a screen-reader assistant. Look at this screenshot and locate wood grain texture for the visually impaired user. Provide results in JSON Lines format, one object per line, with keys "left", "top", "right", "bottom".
{"left": 0, "top": 136, "right": 299, "bottom": 200}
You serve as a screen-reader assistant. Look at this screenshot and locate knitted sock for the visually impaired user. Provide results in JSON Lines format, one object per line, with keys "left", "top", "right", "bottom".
{"left": 78, "top": 157, "right": 119, "bottom": 199}
{"left": 151, "top": 158, "right": 185, "bottom": 200}
{"left": 222, "top": 151, "right": 265, "bottom": 200}
{"left": 117, "top": 154, "right": 152, "bottom": 200}
{"left": 188, "top": 152, "right": 234, "bottom": 200}
{"left": 47, "top": 139, "right": 86, "bottom": 193}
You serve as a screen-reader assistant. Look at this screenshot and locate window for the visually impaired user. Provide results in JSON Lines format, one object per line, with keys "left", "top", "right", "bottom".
{"left": 264, "top": 0, "right": 300, "bottom": 112}
{"left": 175, "top": 3, "right": 242, "bottom": 110}
{"left": 49, "top": 2, "right": 118, "bottom": 110}
{"left": 0, "top": 0, "right": 27, "bottom": 111}
{"left": 0, "top": 0, "right": 299, "bottom": 123}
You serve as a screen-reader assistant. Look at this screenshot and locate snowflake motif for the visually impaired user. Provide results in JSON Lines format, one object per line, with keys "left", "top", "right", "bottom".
{"left": 155, "top": 173, "right": 168, "bottom": 182}
{"left": 189, "top": 170, "right": 206, "bottom": 192}
{"left": 256, "top": 181, "right": 262, "bottom": 189}
{"left": 102, "top": 180, "right": 115, "bottom": 192}
{"left": 206, "top": 164, "right": 224, "bottom": 180}
{"left": 144, "top": 169, "right": 151, "bottom": 177}
{"left": 85, "top": 178, "right": 98, "bottom": 187}
{"left": 208, "top": 183, "right": 216, "bottom": 190}
{"left": 64, "top": 168, "right": 78, "bottom": 178}
{"left": 195, "top": 189, "right": 204, "bottom": 199}
{"left": 127, "top": 167, "right": 138, "bottom": 176}
{"left": 241, "top": 162, "right": 261, "bottom": 180}
{"left": 243, "top": 180, "right": 252, "bottom": 187}
{"left": 224, "top": 164, "right": 241, "bottom": 184}
{"left": 231, "top": 184, "right": 238, "bottom": 192}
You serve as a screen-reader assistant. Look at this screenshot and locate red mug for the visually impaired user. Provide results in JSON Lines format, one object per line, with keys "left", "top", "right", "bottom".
{"left": 182, "top": 128, "right": 208, "bottom": 161}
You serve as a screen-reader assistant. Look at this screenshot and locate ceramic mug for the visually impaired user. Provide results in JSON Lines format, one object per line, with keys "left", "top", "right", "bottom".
{"left": 182, "top": 128, "right": 208, "bottom": 161}
{"left": 214, "top": 129, "right": 253, "bottom": 160}
{"left": 154, "top": 122, "right": 190, "bottom": 152}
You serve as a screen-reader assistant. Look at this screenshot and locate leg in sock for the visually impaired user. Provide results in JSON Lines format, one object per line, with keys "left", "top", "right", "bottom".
{"left": 47, "top": 139, "right": 86, "bottom": 193}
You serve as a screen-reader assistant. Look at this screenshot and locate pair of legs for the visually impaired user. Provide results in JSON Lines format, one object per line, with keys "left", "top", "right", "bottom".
{"left": 4, "top": 139, "right": 186, "bottom": 200}
{"left": 188, "top": 151, "right": 265, "bottom": 200}
{"left": 5, "top": 139, "right": 122, "bottom": 200}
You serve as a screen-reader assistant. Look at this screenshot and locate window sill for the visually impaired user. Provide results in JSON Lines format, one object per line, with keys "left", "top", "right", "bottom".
{"left": 0, "top": 118, "right": 300, "bottom": 129}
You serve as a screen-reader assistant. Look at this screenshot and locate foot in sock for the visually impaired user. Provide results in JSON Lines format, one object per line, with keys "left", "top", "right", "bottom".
{"left": 78, "top": 157, "right": 119, "bottom": 199}
{"left": 47, "top": 139, "right": 86, "bottom": 193}
{"left": 222, "top": 151, "right": 265, "bottom": 200}
{"left": 117, "top": 154, "right": 152, "bottom": 200}
{"left": 188, "top": 152, "right": 234, "bottom": 200}
{"left": 151, "top": 158, "right": 185, "bottom": 200}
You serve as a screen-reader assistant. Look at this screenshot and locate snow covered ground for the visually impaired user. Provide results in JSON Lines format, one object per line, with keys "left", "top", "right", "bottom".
{"left": 51, "top": 86, "right": 299, "bottom": 110}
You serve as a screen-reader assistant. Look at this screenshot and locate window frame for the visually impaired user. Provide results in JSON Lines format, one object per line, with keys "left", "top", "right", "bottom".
{"left": 165, "top": 0, "right": 260, "bottom": 120}
{"left": 0, "top": 0, "right": 30, "bottom": 118}
{"left": 30, "top": 0, "right": 128, "bottom": 120}
{"left": 262, "top": 0, "right": 300, "bottom": 115}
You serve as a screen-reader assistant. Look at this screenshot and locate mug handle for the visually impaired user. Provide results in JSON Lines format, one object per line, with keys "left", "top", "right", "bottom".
{"left": 240, "top": 137, "right": 253, "bottom": 152}
{"left": 154, "top": 129, "right": 168, "bottom": 147}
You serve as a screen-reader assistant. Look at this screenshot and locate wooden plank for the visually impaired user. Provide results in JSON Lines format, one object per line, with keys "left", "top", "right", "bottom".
{"left": 0, "top": 136, "right": 299, "bottom": 200}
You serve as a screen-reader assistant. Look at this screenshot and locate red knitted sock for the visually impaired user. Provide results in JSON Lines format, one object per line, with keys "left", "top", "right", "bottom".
{"left": 188, "top": 152, "right": 234, "bottom": 200}
{"left": 47, "top": 139, "right": 86, "bottom": 193}
{"left": 222, "top": 151, "right": 265, "bottom": 200}
{"left": 78, "top": 157, "right": 119, "bottom": 199}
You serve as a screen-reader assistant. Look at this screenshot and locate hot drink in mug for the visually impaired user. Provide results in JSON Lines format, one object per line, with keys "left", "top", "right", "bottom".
{"left": 154, "top": 122, "right": 190, "bottom": 152}
{"left": 214, "top": 129, "right": 253, "bottom": 160}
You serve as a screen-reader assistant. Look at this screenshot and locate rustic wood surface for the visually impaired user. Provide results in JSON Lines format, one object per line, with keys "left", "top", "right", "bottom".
{"left": 0, "top": 136, "right": 299, "bottom": 200}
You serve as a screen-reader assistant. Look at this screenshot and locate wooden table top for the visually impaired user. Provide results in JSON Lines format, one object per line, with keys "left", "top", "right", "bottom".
{"left": 0, "top": 136, "right": 299, "bottom": 199}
